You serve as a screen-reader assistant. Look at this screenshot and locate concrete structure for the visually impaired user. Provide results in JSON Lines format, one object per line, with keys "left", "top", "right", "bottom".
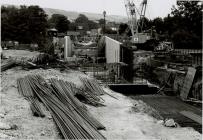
{"left": 64, "top": 36, "right": 73, "bottom": 60}
{"left": 105, "top": 36, "right": 122, "bottom": 63}
{"left": 67, "top": 31, "right": 80, "bottom": 36}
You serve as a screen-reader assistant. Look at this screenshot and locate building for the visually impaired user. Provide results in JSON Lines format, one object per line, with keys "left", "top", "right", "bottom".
{"left": 106, "top": 21, "right": 119, "bottom": 32}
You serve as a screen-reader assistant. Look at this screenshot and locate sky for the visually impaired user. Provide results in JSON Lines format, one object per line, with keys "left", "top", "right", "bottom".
{"left": 1, "top": 0, "right": 177, "bottom": 19}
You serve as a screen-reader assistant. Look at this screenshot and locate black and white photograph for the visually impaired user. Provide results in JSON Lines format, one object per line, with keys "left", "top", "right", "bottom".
{"left": 0, "top": 0, "right": 202, "bottom": 139}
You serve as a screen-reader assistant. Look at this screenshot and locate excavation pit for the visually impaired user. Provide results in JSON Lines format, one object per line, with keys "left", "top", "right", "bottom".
{"left": 108, "top": 84, "right": 158, "bottom": 95}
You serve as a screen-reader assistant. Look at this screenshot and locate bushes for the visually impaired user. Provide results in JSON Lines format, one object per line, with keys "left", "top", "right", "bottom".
{"left": 172, "top": 30, "right": 201, "bottom": 49}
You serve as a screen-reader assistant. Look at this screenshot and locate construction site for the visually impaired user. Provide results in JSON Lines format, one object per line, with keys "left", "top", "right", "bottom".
{"left": 0, "top": 0, "right": 202, "bottom": 139}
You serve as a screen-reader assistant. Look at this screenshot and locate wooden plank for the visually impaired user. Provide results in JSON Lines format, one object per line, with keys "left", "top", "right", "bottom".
{"left": 180, "top": 67, "right": 196, "bottom": 100}
{"left": 180, "top": 111, "right": 202, "bottom": 125}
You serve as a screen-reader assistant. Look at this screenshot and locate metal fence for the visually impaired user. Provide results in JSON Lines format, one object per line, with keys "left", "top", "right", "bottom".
{"left": 174, "top": 49, "right": 202, "bottom": 66}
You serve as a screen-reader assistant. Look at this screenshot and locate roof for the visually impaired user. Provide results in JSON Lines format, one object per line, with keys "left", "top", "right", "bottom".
{"left": 48, "top": 28, "right": 58, "bottom": 32}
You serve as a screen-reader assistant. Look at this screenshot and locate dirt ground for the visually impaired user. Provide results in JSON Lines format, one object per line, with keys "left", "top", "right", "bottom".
{"left": 2, "top": 50, "right": 40, "bottom": 60}
{"left": 0, "top": 50, "right": 202, "bottom": 139}
{"left": 88, "top": 88, "right": 201, "bottom": 140}
{"left": 0, "top": 67, "right": 89, "bottom": 139}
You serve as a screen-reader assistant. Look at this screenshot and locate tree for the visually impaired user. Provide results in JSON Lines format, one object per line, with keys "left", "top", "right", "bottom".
{"left": 118, "top": 23, "right": 128, "bottom": 35}
{"left": 75, "top": 14, "right": 89, "bottom": 31}
{"left": 88, "top": 20, "right": 98, "bottom": 30}
{"left": 27, "top": 6, "right": 48, "bottom": 46}
{"left": 68, "top": 22, "right": 77, "bottom": 31}
{"left": 170, "top": 1, "right": 202, "bottom": 49}
{"left": 75, "top": 14, "right": 89, "bottom": 23}
{"left": 151, "top": 17, "right": 164, "bottom": 34}
{"left": 98, "top": 19, "right": 105, "bottom": 25}
{"left": 171, "top": 1, "right": 202, "bottom": 36}
{"left": 1, "top": 5, "right": 48, "bottom": 47}
{"left": 48, "top": 14, "right": 70, "bottom": 33}
{"left": 74, "top": 14, "right": 98, "bottom": 31}
{"left": 138, "top": 17, "right": 151, "bottom": 32}
{"left": 1, "top": 6, "right": 19, "bottom": 41}
{"left": 147, "top": 1, "right": 202, "bottom": 49}
{"left": 172, "top": 30, "right": 201, "bottom": 49}
{"left": 163, "top": 15, "right": 176, "bottom": 36}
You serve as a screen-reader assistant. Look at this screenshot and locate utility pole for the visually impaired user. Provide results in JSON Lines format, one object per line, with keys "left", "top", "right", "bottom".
{"left": 103, "top": 11, "right": 106, "bottom": 34}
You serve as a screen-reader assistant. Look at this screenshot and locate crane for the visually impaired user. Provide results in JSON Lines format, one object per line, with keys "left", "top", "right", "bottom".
{"left": 124, "top": 0, "right": 150, "bottom": 44}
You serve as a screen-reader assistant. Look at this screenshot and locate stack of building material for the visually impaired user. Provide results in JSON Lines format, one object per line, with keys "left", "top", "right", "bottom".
{"left": 50, "top": 79, "right": 105, "bottom": 106}
{"left": 17, "top": 77, "right": 45, "bottom": 117}
{"left": 79, "top": 77, "right": 106, "bottom": 104}
{"left": 17, "top": 75, "right": 106, "bottom": 139}
{"left": 30, "top": 98, "right": 45, "bottom": 117}
{"left": 1, "top": 59, "right": 16, "bottom": 72}
{"left": 49, "top": 78, "right": 105, "bottom": 129}
{"left": 77, "top": 89, "right": 106, "bottom": 106}
{"left": 30, "top": 53, "right": 56, "bottom": 65}
{"left": 79, "top": 77, "right": 106, "bottom": 95}
{"left": 80, "top": 77, "right": 117, "bottom": 100}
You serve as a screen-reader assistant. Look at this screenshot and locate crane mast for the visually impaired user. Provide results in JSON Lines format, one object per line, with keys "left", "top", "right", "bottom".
{"left": 125, "top": 0, "right": 137, "bottom": 36}
{"left": 125, "top": 0, "right": 149, "bottom": 43}
{"left": 140, "top": 0, "right": 147, "bottom": 32}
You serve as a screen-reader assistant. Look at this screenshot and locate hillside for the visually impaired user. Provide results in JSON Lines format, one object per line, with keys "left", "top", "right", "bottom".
{"left": 2, "top": 4, "right": 128, "bottom": 23}
{"left": 43, "top": 8, "right": 128, "bottom": 23}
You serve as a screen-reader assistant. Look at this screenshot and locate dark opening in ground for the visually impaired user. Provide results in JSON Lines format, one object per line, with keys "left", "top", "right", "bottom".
{"left": 108, "top": 84, "right": 158, "bottom": 95}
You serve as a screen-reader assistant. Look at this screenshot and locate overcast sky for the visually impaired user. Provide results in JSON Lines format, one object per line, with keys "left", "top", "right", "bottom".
{"left": 1, "top": 0, "right": 177, "bottom": 19}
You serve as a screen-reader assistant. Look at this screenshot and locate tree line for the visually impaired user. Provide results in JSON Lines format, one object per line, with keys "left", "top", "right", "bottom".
{"left": 1, "top": 1, "right": 202, "bottom": 49}
{"left": 1, "top": 5, "right": 103, "bottom": 47}
{"left": 1, "top": 5, "right": 48, "bottom": 47}
{"left": 48, "top": 14, "right": 100, "bottom": 33}
{"left": 119, "top": 1, "right": 202, "bottom": 49}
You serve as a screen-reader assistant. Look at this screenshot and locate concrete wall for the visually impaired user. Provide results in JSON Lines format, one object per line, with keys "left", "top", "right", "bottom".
{"left": 64, "top": 36, "right": 73, "bottom": 60}
{"left": 105, "top": 36, "right": 121, "bottom": 63}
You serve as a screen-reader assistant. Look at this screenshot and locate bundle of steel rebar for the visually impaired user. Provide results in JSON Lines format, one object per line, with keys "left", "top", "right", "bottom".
{"left": 1, "top": 59, "right": 16, "bottom": 72}
{"left": 77, "top": 89, "right": 106, "bottom": 106}
{"left": 49, "top": 78, "right": 105, "bottom": 129}
{"left": 17, "top": 75, "right": 106, "bottom": 139}
{"left": 80, "top": 77, "right": 118, "bottom": 100}
{"left": 32, "top": 53, "right": 55, "bottom": 65}
{"left": 61, "top": 80, "right": 78, "bottom": 96}
{"left": 17, "top": 77, "right": 45, "bottom": 117}
{"left": 79, "top": 77, "right": 106, "bottom": 98}
{"left": 30, "top": 98, "right": 45, "bottom": 117}
{"left": 17, "top": 78, "right": 34, "bottom": 97}
{"left": 51, "top": 79, "right": 105, "bottom": 106}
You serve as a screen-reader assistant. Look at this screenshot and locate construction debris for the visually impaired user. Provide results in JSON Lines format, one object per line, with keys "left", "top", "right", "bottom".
{"left": 164, "top": 119, "right": 177, "bottom": 127}
{"left": 1, "top": 59, "right": 16, "bottom": 72}
{"left": 32, "top": 53, "right": 56, "bottom": 65}
{"left": 0, "top": 122, "right": 11, "bottom": 130}
{"left": 0, "top": 133, "right": 12, "bottom": 139}
{"left": 17, "top": 75, "right": 106, "bottom": 139}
